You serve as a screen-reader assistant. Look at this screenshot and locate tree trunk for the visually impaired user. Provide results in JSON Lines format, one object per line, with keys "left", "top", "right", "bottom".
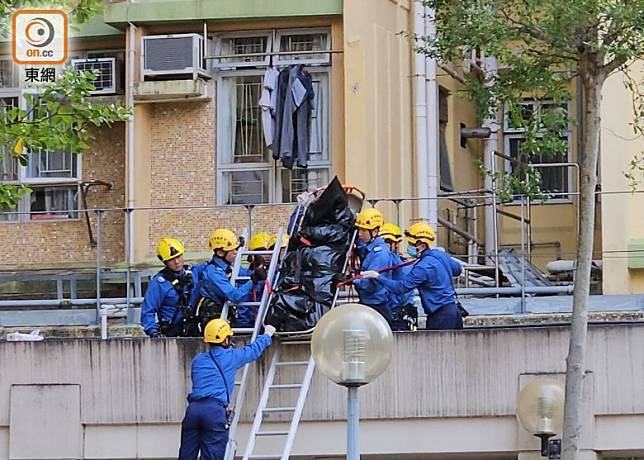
{"left": 561, "top": 70, "right": 603, "bottom": 460}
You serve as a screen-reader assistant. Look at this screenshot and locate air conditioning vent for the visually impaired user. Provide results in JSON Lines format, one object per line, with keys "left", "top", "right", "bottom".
{"left": 72, "top": 58, "right": 117, "bottom": 95}
{"left": 142, "top": 34, "right": 210, "bottom": 80}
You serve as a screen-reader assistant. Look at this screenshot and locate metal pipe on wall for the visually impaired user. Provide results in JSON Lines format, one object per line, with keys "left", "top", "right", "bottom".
{"left": 425, "top": 7, "right": 440, "bottom": 229}
{"left": 482, "top": 57, "right": 499, "bottom": 267}
{"left": 126, "top": 23, "right": 136, "bottom": 265}
{"left": 413, "top": 2, "right": 430, "bottom": 221}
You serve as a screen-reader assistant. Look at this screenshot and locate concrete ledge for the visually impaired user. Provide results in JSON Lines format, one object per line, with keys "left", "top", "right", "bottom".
{"left": 134, "top": 79, "right": 210, "bottom": 101}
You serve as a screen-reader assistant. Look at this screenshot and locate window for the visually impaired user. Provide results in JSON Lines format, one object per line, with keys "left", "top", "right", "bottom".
{"left": 0, "top": 59, "right": 18, "bottom": 89}
{"left": 275, "top": 29, "right": 331, "bottom": 66}
{"left": 0, "top": 91, "right": 81, "bottom": 222}
{"left": 503, "top": 100, "right": 571, "bottom": 200}
{"left": 215, "top": 28, "right": 332, "bottom": 205}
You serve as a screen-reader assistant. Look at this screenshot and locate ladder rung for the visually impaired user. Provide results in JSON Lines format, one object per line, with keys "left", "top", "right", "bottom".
{"left": 269, "top": 383, "right": 303, "bottom": 389}
{"left": 256, "top": 430, "right": 289, "bottom": 437}
{"left": 263, "top": 406, "right": 296, "bottom": 413}
{"left": 275, "top": 361, "right": 310, "bottom": 366}
{"left": 235, "top": 381, "right": 242, "bottom": 386}
{"left": 243, "top": 250, "right": 275, "bottom": 255}
{"left": 237, "top": 301, "right": 261, "bottom": 306}
{"left": 280, "top": 340, "right": 311, "bottom": 346}
{"left": 237, "top": 276, "right": 251, "bottom": 280}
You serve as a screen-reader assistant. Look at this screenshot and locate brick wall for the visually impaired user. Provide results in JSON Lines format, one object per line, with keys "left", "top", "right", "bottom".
{"left": 0, "top": 123, "right": 126, "bottom": 270}
{"left": 146, "top": 89, "right": 294, "bottom": 261}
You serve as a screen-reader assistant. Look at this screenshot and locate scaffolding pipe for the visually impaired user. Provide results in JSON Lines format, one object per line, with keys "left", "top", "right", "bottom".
{"left": 456, "top": 285, "right": 574, "bottom": 295}
{"left": 95, "top": 210, "right": 102, "bottom": 325}
{"left": 0, "top": 298, "right": 144, "bottom": 308}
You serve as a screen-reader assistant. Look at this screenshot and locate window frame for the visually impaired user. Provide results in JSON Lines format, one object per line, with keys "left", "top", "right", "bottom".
{"left": 0, "top": 88, "right": 82, "bottom": 223}
{"left": 503, "top": 100, "right": 573, "bottom": 204}
{"left": 273, "top": 27, "right": 332, "bottom": 66}
{"left": 214, "top": 29, "right": 332, "bottom": 206}
{"left": 212, "top": 30, "right": 273, "bottom": 70}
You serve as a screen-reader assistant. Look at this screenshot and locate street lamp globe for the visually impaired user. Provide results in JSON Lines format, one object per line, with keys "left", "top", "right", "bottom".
{"left": 311, "top": 303, "right": 393, "bottom": 387}
{"left": 516, "top": 378, "right": 565, "bottom": 458}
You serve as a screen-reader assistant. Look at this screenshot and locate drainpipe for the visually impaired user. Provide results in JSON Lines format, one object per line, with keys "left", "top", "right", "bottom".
{"left": 126, "top": 23, "right": 136, "bottom": 264}
{"left": 482, "top": 57, "right": 499, "bottom": 268}
{"left": 413, "top": 3, "right": 429, "bottom": 221}
{"left": 425, "top": 7, "right": 439, "bottom": 230}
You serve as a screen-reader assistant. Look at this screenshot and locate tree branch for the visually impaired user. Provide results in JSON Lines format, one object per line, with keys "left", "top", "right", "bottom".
{"left": 600, "top": 55, "right": 628, "bottom": 79}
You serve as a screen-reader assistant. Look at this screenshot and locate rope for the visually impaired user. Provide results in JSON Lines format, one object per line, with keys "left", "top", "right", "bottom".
{"left": 336, "top": 259, "right": 417, "bottom": 288}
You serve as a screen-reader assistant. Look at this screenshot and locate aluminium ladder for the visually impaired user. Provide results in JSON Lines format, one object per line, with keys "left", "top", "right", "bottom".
{"left": 223, "top": 228, "right": 288, "bottom": 460}
{"left": 227, "top": 185, "right": 364, "bottom": 460}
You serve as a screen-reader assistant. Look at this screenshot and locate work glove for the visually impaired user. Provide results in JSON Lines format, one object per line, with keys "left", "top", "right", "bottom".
{"left": 251, "top": 267, "right": 267, "bottom": 283}
{"left": 360, "top": 270, "right": 380, "bottom": 279}
{"left": 149, "top": 331, "right": 164, "bottom": 338}
{"left": 264, "top": 324, "right": 277, "bottom": 337}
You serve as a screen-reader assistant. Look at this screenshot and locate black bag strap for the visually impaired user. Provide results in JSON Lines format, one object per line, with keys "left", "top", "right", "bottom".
{"left": 208, "top": 349, "right": 230, "bottom": 407}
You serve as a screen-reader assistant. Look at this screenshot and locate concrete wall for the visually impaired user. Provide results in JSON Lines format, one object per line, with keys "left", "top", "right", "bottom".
{"left": 601, "top": 61, "right": 644, "bottom": 294}
{"left": 1, "top": 325, "right": 643, "bottom": 459}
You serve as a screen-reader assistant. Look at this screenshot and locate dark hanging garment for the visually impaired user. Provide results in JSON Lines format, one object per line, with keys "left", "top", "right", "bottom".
{"left": 294, "top": 69, "right": 314, "bottom": 169}
{"left": 271, "top": 68, "right": 290, "bottom": 160}
{"left": 278, "top": 65, "right": 302, "bottom": 169}
{"left": 269, "top": 65, "right": 315, "bottom": 170}
{"left": 265, "top": 177, "right": 356, "bottom": 331}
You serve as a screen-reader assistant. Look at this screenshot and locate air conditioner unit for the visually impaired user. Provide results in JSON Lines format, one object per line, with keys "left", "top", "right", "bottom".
{"left": 72, "top": 58, "right": 117, "bottom": 95}
{"left": 142, "top": 34, "right": 210, "bottom": 80}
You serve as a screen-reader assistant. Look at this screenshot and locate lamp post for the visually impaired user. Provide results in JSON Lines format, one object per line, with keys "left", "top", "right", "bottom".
{"left": 311, "top": 303, "right": 393, "bottom": 460}
{"left": 516, "top": 378, "right": 565, "bottom": 459}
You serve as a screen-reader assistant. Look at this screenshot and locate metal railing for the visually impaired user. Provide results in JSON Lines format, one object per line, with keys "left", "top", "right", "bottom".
{"left": 0, "top": 181, "right": 611, "bottom": 335}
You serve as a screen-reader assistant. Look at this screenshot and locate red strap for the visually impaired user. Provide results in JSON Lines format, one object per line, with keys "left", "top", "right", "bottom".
{"left": 336, "top": 259, "right": 417, "bottom": 288}
{"left": 299, "top": 236, "right": 312, "bottom": 247}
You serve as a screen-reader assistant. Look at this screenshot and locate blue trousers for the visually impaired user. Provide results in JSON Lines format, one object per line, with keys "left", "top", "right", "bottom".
{"left": 367, "top": 301, "right": 393, "bottom": 327}
{"left": 178, "top": 398, "right": 228, "bottom": 460}
{"left": 425, "top": 303, "right": 463, "bottom": 330}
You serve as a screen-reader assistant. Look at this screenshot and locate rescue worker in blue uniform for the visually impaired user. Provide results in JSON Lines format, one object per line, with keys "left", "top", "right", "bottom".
{"left": 379, "top": 223, "right": 418, "bottom": 331}
{"left": 235, "top": 232, "right": 272, "bottom": 328}
{"left": 351, "top": 208, "right": 394, "bottom": 326}
{"left": 178, "top": 318, "right": 275, "bottom": 460}
{"left": 195, "top": 229, "right": 267, "bottom": 332}
{"left": 141, "top": 238, "right": 197, "bottom": 337}
{"left": 361, "top": 221, "right": 464, "bottom": 330}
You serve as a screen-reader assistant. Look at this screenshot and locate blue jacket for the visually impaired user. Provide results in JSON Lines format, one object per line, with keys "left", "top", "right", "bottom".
{"left": 377, "top": 248, "right": 462, "bottom": 314}
{"left": 141, "top": 267, "right": 197, "bottom": 336}
{"left": 390, "top": 253, "right": 415, "bottom": 310}
{"left": 353, "top": 237, "right": 393, "bottom": 306}
{"left": 200, "top": 257, "right": 254, "bottom": 307}
{"left": 188, "top": 334, "right": 272, "bottom": 404}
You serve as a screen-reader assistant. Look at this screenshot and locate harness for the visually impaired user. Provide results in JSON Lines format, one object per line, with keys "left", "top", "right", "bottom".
{"left": 159, "top": 266, "right": 197, "bottom": 336}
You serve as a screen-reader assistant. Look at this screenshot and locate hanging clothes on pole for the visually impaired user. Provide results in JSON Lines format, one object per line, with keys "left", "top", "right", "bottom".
{"left": 268, "top": 64, "right": 315, "bottom": 170}
{"left": 259, "top": 66, "right": 280, "bottom": 148}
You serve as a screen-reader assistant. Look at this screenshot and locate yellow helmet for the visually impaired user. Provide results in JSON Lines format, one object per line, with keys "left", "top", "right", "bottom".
{"left": 269, "top": 233, "right": 289, "bottom": 249}
{"left": 156, "top": 238, "right": 185, "bottom": 262}
{"left": 405, "top": 221, "right": 436, "bottom": 246}
{"left": 355, "top": 208, "right": 384, "bottom": 230}
{"left": 204, "top": 318, "right": 233, "bottom": 344}
{"left": 248, "top": 232, "right": 272, "bottom": 251}
{"left": 380, "top": 223, "right": 403, "bottom": 243}
{"left": 209, "top": 228, "right": 241, "bottom": 252}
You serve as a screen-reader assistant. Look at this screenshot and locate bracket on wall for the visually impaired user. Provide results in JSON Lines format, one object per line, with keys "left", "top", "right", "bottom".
{"left": 80, "top": 180, "right": 114, "bottom": 246}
